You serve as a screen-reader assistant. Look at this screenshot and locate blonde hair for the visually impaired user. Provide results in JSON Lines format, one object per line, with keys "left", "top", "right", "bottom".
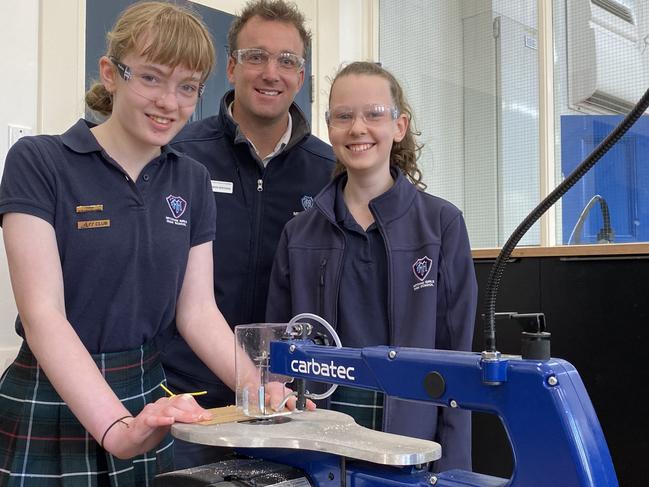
{"left": 86, "top": 1, "right": 216, "bottom": 116}
{"left": 329, "top": 62, "right": 426, "bottom": 190}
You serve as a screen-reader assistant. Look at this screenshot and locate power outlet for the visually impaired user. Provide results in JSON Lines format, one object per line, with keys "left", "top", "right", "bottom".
{"left": 8, "top": 124, "right": 33, "bottom": 148}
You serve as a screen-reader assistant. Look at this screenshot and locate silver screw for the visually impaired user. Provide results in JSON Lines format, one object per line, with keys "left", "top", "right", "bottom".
{"left": 430, "top": 475, "right": 438, "bottom": 485}
{"left": 289, "top": 344, "right": 296, "bottom": 353}
{"left": 481, "top": 350, "right": 501, "bottom": 361}
{"left": 450, "top": 399, "right": 458, "bottom": 408}
{"left": 388, "top": 350, "right": 397, "bottom": 359}
{"left": 547, "top": 375, "right": 558, "bottom": 386}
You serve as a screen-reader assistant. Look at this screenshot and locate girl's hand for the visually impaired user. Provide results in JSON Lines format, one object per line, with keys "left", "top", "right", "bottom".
{"left": 102, "top": 394, "right": 213, "bottom": 459}
{"left": 265, "top": 381, "right": 317, "bottom": 412}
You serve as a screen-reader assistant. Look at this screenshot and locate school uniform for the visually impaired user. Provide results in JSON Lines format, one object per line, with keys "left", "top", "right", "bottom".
{"left": 160, "top": 91, "right": 334, "bottom": 468}
{"left": 266, "top": 168, "right": 478, "bottom": 472}
{"left": 0, "top": 119, "right": 216, "bottom": 485}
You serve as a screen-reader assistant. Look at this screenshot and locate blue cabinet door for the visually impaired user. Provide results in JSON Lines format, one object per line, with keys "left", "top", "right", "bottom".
{"left": 561, "top": 115, "right": 649, "bottom": 243}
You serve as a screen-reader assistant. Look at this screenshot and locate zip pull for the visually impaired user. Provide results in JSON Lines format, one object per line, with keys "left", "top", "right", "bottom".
{"left": 318, "top": 258, "right": 328, "bottom": 317}
{"left": 257, "top": 179, "right": 263, "bottom": 192}
{"left": 319, "top": 258, "right": 328, "bottom": 285}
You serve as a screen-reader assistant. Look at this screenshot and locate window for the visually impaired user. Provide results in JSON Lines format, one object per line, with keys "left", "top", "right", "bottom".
{"left": 379, "top": 0, "right": 649, "bottom": 247}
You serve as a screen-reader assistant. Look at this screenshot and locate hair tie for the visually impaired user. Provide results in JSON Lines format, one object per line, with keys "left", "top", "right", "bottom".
{"left": 100, "top": 415, "right": 133, "bottom": 450}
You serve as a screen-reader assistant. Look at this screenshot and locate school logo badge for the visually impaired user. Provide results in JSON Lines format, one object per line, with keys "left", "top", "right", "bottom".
{"left": 166, "top": 195, "right": 187, "bottom": 218}
{"left": 301, "top": 195, "right": 314, "bottom": 211}
{"left": 165, "top": 195, "right": 188, "bottom": 227}
{"left": 294, "top": 195, "right": 315, "bottom": 216}
{"left": 412, "top": 256, "right": 435, "bottom": 291}
{"left": 413, "top": 256, "right": 432, "bottom": 281}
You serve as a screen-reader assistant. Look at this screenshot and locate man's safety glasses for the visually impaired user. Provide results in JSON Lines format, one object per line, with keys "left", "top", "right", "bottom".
{"left": 231, "top": 48, "right": 305, "bottom": 72}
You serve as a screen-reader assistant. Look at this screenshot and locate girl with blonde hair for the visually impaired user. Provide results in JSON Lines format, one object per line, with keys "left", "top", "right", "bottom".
{"left": 0, "top": 2, "right": 285, "bottom": 484}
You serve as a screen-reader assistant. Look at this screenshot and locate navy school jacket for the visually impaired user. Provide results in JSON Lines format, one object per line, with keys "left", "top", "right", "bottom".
{"left": 161, "top": 91, "right": 335, "bottom": 405}
{"left": 266, "top": 169, "right": 478, "bottom": 472}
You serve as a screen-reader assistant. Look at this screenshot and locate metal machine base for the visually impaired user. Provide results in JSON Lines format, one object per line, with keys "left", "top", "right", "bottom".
{"left": 154, "top": 457, "right": 311, "bottom": 487}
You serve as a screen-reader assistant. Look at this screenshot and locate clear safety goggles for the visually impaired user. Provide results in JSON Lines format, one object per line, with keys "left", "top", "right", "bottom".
{"left": 325, "top": 104, "right": 400, "bottom": 129}
{"left": 110, "top": 57, "right": 205, "bottom": 107}
{"left": 231, "top": 48, "right": 305, "bottom": 73}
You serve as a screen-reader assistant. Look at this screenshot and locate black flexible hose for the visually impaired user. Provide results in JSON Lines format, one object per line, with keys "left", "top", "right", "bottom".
{"left": 598, "top": 197, "right": 613, "bottom": 241}
{"left": 483, "top": 87, "right": 649, "bottom": 353}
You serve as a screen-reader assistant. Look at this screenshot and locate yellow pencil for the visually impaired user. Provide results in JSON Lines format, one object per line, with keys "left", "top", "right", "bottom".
{"left": 160, "top": 383, "right": 207, "bottom": 397}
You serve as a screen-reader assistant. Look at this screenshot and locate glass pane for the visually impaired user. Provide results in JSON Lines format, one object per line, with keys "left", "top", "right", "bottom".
{"left": 553, "top": 0, "right": 649, "bottom": 245}
{"left": 379, "top": 0, "right": 540, "bottom": 248}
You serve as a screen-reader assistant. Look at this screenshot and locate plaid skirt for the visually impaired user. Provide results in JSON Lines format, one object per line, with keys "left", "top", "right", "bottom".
{"left": 0, "top": 342, "right": 173, "bottom": 486}
{"left": 329, "top": 385, "right": 384, "bottom": 431}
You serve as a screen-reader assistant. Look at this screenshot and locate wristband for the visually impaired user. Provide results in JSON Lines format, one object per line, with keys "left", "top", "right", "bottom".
{"left": 100, "top": 415, "right": 133, "bottom": 450}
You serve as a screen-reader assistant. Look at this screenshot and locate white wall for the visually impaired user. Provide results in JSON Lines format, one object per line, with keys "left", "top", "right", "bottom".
{"left": 0, "top": 0, "right": 376, "bottom": 369}
{"left": 0, "top": 0, "right": 39, "bottom": 369}
{"left": 40, "top": 0, "right": 87, "bottom": 135}
{"left": 0, "top": 1, "right": 38, "bottom": 166}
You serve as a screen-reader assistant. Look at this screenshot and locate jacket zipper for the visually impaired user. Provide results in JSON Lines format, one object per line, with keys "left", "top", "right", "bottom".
{"left": 315, "top": 216, "right": 345, "bottom": 409}
{"left": 375, "top": 220, "right": 393, "bottom": 346}
{"left": 318, "top": 258, "right": 327, "bottom": 317}
{"left": 332, "top": 229, "right": 345, "bottom": 330}
{"left": 375, "top": 219, "right": 391, "bottom": 430}
{"left": 246, "top": 171, "right": 265, "bottom": 323}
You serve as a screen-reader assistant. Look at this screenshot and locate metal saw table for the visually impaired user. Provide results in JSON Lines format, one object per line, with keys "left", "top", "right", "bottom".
{"left": 171, "top": 409, "right": 441, "bottom": 466}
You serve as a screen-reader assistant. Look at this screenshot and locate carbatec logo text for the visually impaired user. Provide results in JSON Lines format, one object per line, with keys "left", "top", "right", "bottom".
{"left": 290, "top": 359, "right": 356, "bottom": 381}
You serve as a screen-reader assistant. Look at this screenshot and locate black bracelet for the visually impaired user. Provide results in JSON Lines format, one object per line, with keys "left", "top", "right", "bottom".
{"left": 100, "top": 415, "right": 133, "bottom": 450}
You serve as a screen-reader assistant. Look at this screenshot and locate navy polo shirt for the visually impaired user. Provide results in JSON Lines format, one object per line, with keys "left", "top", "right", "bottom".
{"left": 0, "top": 119, "right": 216, "bottom": 353}
{"left": 334, "top": 178, "right": 389, "bottom": 347}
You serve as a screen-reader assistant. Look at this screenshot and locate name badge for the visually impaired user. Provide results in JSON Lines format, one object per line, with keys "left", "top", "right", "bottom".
{"left": 77, "top": 219, "right": 110, "bottom": 229}
{"left": 76, "top": 204, "right": 103, "bottom": 213}
{"left": 211, "top": 180, "right": 233, "bottom": 194}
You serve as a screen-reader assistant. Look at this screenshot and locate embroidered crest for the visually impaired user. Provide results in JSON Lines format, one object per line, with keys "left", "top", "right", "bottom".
{"left": 301, "top": 195, "right": 314, "bottom": 211}
{"left": 412, "top": 256, "right": 433, "bottom": 282}
{"left": 166, "top": 195, "right": 187, "bottom": 219}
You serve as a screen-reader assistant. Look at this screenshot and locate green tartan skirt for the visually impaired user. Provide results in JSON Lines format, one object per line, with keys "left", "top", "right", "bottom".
{"left": 330, "top": 385, "right": 385, "bottom": 431}
{"left": 0, "top": 341, "right": 173, "bottom": 486}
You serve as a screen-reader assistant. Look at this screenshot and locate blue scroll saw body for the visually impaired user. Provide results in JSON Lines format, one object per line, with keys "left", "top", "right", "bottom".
{"left": 255, "top": 341, "right": 619, "bottom": 487}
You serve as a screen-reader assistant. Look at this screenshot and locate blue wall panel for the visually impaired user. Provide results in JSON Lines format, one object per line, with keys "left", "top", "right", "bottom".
{"left": 561, "top": 115, "right": 649, "bottom": 244}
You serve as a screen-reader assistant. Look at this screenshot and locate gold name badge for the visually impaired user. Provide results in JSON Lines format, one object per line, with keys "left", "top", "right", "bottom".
{"left": 77, "top": 219, "right": 110, "bottom": 230}
{"left": 76, "top": 204, "right": 104, "bottom": 213}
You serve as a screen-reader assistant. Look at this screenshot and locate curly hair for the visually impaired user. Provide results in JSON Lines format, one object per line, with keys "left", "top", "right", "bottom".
{"left": 328, "top": 62, "right": 426, "bottom": 190}
{"left": 228, "top": 0, "right": 311, "bottom": 56}
{"left": 86, "top": 1, "right": 216, "bottom": 116}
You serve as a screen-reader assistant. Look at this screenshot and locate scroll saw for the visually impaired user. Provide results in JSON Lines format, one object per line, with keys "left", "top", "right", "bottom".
{"left": 157, "top": 315, "right": 618, "bottom": 487}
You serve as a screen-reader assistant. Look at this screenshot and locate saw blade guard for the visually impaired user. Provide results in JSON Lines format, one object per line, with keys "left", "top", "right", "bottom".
{"left": 235, "top": 323, "right": 294, "bottom": 418}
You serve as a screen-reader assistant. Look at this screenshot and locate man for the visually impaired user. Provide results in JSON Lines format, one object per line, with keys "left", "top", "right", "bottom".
{"left": 161, "top": 0, "right": 335, "bottom": 469}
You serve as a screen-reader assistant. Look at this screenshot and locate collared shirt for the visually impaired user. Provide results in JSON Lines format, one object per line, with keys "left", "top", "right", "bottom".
{"left": 0, "top": 119, "right": 216, "bottom": 353}
{"left": 333, "top": 177, "right": 389, "bottom": 347}
{"left": 228, "top": 101, "right": 292, "bottom": 166}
